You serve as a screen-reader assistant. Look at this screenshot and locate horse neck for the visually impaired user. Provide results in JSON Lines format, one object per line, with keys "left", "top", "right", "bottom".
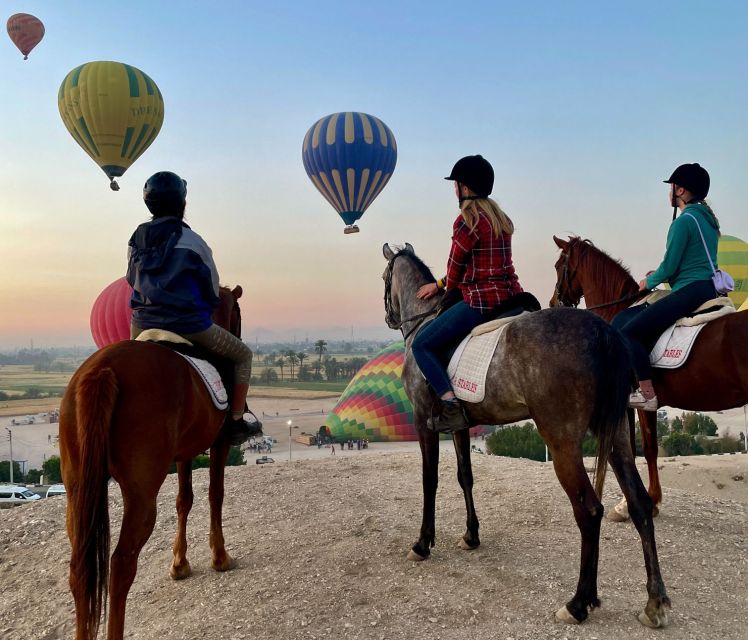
{"left": 576, "top": 246, "right": 639, "bottom": 323}
{"left": 394, "top": 262, "right": 438, "bottom": 340}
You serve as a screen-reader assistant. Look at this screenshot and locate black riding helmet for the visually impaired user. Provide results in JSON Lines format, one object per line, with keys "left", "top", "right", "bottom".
{"left": 143, "top": 171, "right": 188, "bottom": 217}
{"left": 663, "top": 163, "right": 710, "bottom": 200}
{"left": 445, "top": 155, "right": 494, "bottom": 199}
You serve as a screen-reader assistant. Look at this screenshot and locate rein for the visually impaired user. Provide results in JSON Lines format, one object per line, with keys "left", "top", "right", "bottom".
{"left": 384, "top": 253, "right": 439, "bottom": 341}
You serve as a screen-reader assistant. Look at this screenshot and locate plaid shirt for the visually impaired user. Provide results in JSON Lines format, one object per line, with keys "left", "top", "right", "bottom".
{"left": 445, "top": 209, "right": 523, "bottom": 311}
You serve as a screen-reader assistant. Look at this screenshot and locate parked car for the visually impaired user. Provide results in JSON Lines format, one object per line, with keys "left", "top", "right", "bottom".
{"left": 0, "top": 485, "right": 42, "bottom": 507}
{"left": 46, "top": 484, "right": 67, "bottom": 498}
{"left": 255, "top": 456, "right": 275, "bottom": 465}
{"left": 10, "top": 415, "right": 35, "bottom": 425}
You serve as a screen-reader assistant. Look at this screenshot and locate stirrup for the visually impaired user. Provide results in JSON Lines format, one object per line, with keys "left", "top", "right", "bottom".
{"left": 628, "top": 389, "right": 658, "bottom": 411}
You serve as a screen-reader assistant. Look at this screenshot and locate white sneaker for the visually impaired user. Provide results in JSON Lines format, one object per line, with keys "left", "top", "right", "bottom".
{"left": 628, "top": 389, "right": 658, "bottom": 411}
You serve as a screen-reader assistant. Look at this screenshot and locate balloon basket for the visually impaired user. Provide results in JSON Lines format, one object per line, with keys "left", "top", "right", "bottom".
{"left": 343, "top": 225, "right": 360, "bottom": 235}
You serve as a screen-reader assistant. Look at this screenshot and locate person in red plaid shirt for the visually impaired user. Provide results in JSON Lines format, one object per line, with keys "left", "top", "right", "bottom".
{"left": 412, "top": 155, "right": 523, "bottom": 432}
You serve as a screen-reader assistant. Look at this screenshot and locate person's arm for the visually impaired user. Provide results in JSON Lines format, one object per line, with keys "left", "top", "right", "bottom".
{"left": 445, "top": 219, "right": 477, "bottom": 289}
{"left": 645, "top": 217, "right": 690, "bottom": 289}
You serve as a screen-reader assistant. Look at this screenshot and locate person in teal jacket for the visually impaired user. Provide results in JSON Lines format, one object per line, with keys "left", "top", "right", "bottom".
{"left": 614, "top": 163, "right": 720, "bottom": 410}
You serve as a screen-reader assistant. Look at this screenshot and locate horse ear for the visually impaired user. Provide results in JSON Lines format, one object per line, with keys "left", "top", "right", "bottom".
{"left": 232, "top": 285, "right": 243, "bottom": 300}
{"left": 553, "top": 235, "right": 568, "bottom": 250}
{"left": 383, "top": 243, "right": 395, "bottom": 260}
{"left": 404, "top": 242, "right": 414, "bottom": 254}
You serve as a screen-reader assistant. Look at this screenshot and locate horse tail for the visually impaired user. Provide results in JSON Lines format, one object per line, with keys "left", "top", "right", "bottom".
{"left": 69, "top": 366, "right": 118, "bottom": 640}
{"left": 587, "top": 322, "right": 631, "bottom": 499}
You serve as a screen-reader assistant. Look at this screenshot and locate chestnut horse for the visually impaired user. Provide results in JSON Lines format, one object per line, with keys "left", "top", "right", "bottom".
{"left": 60, "top": 286, "right": 247, "bottom": 640}
{"left": 383, "top": 244, "right": 669, "bottom": 627}
{"left": 551, "top": 236, "right": 748, "bottom": 517}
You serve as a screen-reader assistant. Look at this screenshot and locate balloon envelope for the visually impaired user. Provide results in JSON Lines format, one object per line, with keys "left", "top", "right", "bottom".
{"left": 717, "top": 235, "right": 748, "bottom": 308}
{"left": 7, "top": 13, "right": 44, "bottom": 59}
{"left": 325, "top": 341, "right": 489, "bottom": 441}
{"left": 90, "top": 278, "right": 133, "bottom": 348}
{"left": 302, "top": 112, "right": 397, "bottom": 230}
{"left": 58, "top": 61, "right": 165, "bottom": 188}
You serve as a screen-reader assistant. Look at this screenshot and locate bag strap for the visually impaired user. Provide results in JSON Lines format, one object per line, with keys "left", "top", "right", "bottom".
{"left": 682, "top": 212, "right": 718, "bottom": 276}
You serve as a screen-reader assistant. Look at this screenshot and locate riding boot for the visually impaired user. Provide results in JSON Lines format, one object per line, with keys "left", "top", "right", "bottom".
{"left": 427, "top": 399, "right": 469, "bottom": 433}
{"left": 223, "top": 410, "right": 263, "bottom": 446}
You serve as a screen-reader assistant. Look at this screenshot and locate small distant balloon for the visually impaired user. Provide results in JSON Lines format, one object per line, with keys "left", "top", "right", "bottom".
{"left": 302, "top": 112, "right": 397, "bottom": 234}
{"left": 717, "top": 235, "right": 748, "bottom": 308}
{"left": 58, "top": 61, "right": 165, "bottom": 190}
{"left": 90, "top": 278, "right": 133, "bottom": 348}
{"left": 7, "top": 13, "right": 44, "bottom": 60}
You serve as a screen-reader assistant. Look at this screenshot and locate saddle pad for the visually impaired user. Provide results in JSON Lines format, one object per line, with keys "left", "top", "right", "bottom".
{"left": 650, "top": 324, "right": 705, "bottom": 369}
{"left": 176, "top": 353, "right": 228, "bottom": 410}
{"left": 447, "top": 324, "right": 508, "bottom": 403}
{"left": 135, "top": 328, "right": 193, "bottom": 346}
{"left": 470, "top": 310, "right": 531, "bottom": 336}
{"left": 676, "top": 297, "right": 734, "bottom": 326}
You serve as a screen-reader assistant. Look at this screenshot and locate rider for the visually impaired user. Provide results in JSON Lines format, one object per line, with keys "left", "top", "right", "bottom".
{"left": 412, "top": 155, "right": 523, "bottom": 432}
{"left": 126, "top": 171, "right": 262, "bottom": 445}
{"left": 616, "top": 163, "right": 720, "bottom": 411}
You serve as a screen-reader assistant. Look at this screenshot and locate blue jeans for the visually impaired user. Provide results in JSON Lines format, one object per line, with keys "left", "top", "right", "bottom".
{"left": 412, "top": 301, "right": 487, "bottom": 397}
{"left": 613, "top": 280, "right": 716, "bottom": 381}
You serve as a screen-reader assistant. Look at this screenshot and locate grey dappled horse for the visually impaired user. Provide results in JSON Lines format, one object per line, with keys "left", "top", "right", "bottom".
{"left": 382, "top": 243, "right": 670, "bottom": 627}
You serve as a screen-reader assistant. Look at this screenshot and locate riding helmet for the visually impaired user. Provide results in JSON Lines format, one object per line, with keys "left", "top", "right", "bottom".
{"left": 444, "top": 155, "right": 494, "bottom": 198}
{"left": 663, "top": 163, "right": 710, "bottom": 200}
{"left": 144, "top": 171, "right": 187, "bottom": 204}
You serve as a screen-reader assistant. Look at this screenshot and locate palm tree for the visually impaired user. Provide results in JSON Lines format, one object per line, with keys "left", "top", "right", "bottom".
{"left": 314, "top": 340, "right": 327, "bottom": 365}
{"left": 285, "top": 350, "right": 298, "bottom": 379}
{"left": 276, "top": 355, "right": 286, "bottom": 381}
{"left": 296, "top": 351, "right": 307, "bottom": 370}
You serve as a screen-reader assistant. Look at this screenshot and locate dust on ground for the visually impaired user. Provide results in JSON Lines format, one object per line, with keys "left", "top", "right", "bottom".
{"left": 1, "top": 447, "right": 746, "bottom": 640}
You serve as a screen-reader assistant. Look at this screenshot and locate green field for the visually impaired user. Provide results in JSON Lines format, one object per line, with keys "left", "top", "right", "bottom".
{"left": 0, "top": 365, "right": 71, "bottom": 397}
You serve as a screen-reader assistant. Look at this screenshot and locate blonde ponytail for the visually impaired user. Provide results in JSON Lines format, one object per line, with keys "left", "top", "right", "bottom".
{"left": 460, "top": 197, "right": 514, "bottom": 237}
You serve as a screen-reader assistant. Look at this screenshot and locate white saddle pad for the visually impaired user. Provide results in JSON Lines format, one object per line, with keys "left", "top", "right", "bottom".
{"left": 447, "top": 325, "right": 508, "bottom": 403}
{"left": 177, "top": 354, "right": 228, "bottom": 410}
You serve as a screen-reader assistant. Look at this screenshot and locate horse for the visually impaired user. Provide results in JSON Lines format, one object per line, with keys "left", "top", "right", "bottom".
{"left": 382, "top": 243, "right": 670, "bottom": 627}
{"left": 60, "top": 285, "right": 247, "bottom": 640}
{"left": 550, "top": 235, "right": 748, "bottom": 518}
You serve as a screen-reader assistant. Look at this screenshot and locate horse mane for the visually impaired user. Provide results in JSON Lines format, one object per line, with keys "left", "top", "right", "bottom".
{"left": 395, "top": 247, "right": 437, "bottom": 284}
{"left": 568, "top": 236, "right": 638, "bottom": 298}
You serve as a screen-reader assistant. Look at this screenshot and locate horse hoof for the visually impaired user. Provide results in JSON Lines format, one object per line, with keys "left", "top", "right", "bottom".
{"left": 212, "top": 554, "right": 235, "bottom": 572}
{"left": 638, "top": 609, "right": 668, "bottom": 628}
{"left": 555, "top": 606, "right": 580, "bottom": 625}
{"left": 606, "top": 509, "right": 629, "bottom": 522}
{"left": 170, "top": 562, "right": 192, "bottom": 580}
{"left": 457, "top": 538, "right": 478, "bottom": 551}
{"left": 407, "top": 549, "right": 427, "bottom": 562}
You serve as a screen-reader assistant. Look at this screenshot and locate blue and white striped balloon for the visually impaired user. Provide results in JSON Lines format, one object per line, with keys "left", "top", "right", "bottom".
{"left": 302, "top": 112, "right": 397, "bottom": 233}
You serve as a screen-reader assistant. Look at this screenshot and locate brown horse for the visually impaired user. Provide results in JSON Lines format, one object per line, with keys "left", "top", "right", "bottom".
{"left": 60, "top": 286, "right": 246, "bottom": 640}
{"left": 551, "top": 235, "right": 748, "bottom": 516}
{"left": 383, "top": 243, "right": 670, "bottom": 627}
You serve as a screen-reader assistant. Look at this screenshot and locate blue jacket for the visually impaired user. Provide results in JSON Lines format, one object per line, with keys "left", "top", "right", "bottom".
{"left": 126, "top": 217, "right": 220, "bottom": 333}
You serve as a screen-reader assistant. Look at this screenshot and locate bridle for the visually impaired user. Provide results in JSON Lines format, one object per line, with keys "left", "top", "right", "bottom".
{"left": 554, "top": 244, "right": 646, "bottom": 310}
{"left": 384, "top": 252, "right": 439, "bottom": 341}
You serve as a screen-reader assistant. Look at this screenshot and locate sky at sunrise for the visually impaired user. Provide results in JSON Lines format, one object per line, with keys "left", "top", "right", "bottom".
{"left": 1, "top": 1, "right": 746, "bottom": 348}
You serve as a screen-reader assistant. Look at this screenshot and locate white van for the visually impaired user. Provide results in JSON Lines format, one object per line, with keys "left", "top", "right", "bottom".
{"left": 46, "top": 484, "right": 67, "bottom": 498}
{"left": 0, "top": 485, "right": 42, "bottom": 507}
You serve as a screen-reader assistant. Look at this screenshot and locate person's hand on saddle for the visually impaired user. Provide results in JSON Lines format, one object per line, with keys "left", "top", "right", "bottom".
{"left": 417, "top": 283, "right": 439, "bottom": 299}
{"left": 638, "top": 271, "right": 655, "bottom": 292}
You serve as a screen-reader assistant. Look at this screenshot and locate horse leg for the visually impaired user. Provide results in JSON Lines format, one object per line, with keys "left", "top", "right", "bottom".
{"left": 170, "top": 461, "right": 193, "bottom": 580}
{"left": 408, "top": 425, "right": 440, "bottom": 561}
{"left": 549, "top": 444, "right": 604, "bottom": 625}
{"left": 208, "top": 438, "right": 234, "bottom": 571}
{"left": 608, "top": 427, "right": 670, "bottom": 628}
{"left": 107, "top": 489, "right": 159, "bottom": 640}
{"left": 639, "top": 409, "right": 662, "bottom": 515}
{"left": 608, "top": 408, "right": 636, "bottom": 522}
{"left": 451, "top": 429, "right": 480, "bottom": 550}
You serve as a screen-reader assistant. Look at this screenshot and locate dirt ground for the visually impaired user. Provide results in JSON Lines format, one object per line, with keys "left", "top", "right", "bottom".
{"left": 1, "top": 442, "right": 746, "bottom": 640}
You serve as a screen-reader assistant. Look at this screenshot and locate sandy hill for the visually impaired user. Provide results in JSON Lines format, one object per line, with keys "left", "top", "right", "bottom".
{"left": 1, "top": 452, "right": 746, "bottom": 640}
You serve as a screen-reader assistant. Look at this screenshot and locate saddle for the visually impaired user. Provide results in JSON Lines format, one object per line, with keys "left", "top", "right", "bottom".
{"left": 135, "top": 329, "right": 235, "bottom": 410}
{"left": 635, "top": 295, "right": 736, "bottom": 369}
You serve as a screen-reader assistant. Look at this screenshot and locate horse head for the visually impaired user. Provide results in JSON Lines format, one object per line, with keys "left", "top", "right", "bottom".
{"left": 551, "top": 235, "right": 586, "bottom": 308}
{"left": 214, "top": 285, "right": 243, "bottom": 338}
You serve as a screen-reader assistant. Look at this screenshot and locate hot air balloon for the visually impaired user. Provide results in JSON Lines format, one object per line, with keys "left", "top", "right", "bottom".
{"left": 58, "top": 61, "right": 165, "bottom": 190}
{"left": 718, "top": 234, "right": 748, "bottom": 308}
{"left": 7, "top": 13, "right": 44, "bottom": 60}
{"left": 302, "top": 112, "right": 397, "bottom": 234}
{"left": 325, "top": 341, "right": 489, "bottom": 441}
{"left": 90, "top": 277, "right": 133, "bottom": 348}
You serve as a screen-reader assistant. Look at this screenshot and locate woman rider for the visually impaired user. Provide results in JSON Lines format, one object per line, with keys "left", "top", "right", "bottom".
{"left": 126, "top": 171, "right": 262, "bottom": 445}
{"left": 616, "top": 163, "right": 720, "bottom": 411}
{"left": 412, "top": 155, "right": 523, "bottom": 432}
